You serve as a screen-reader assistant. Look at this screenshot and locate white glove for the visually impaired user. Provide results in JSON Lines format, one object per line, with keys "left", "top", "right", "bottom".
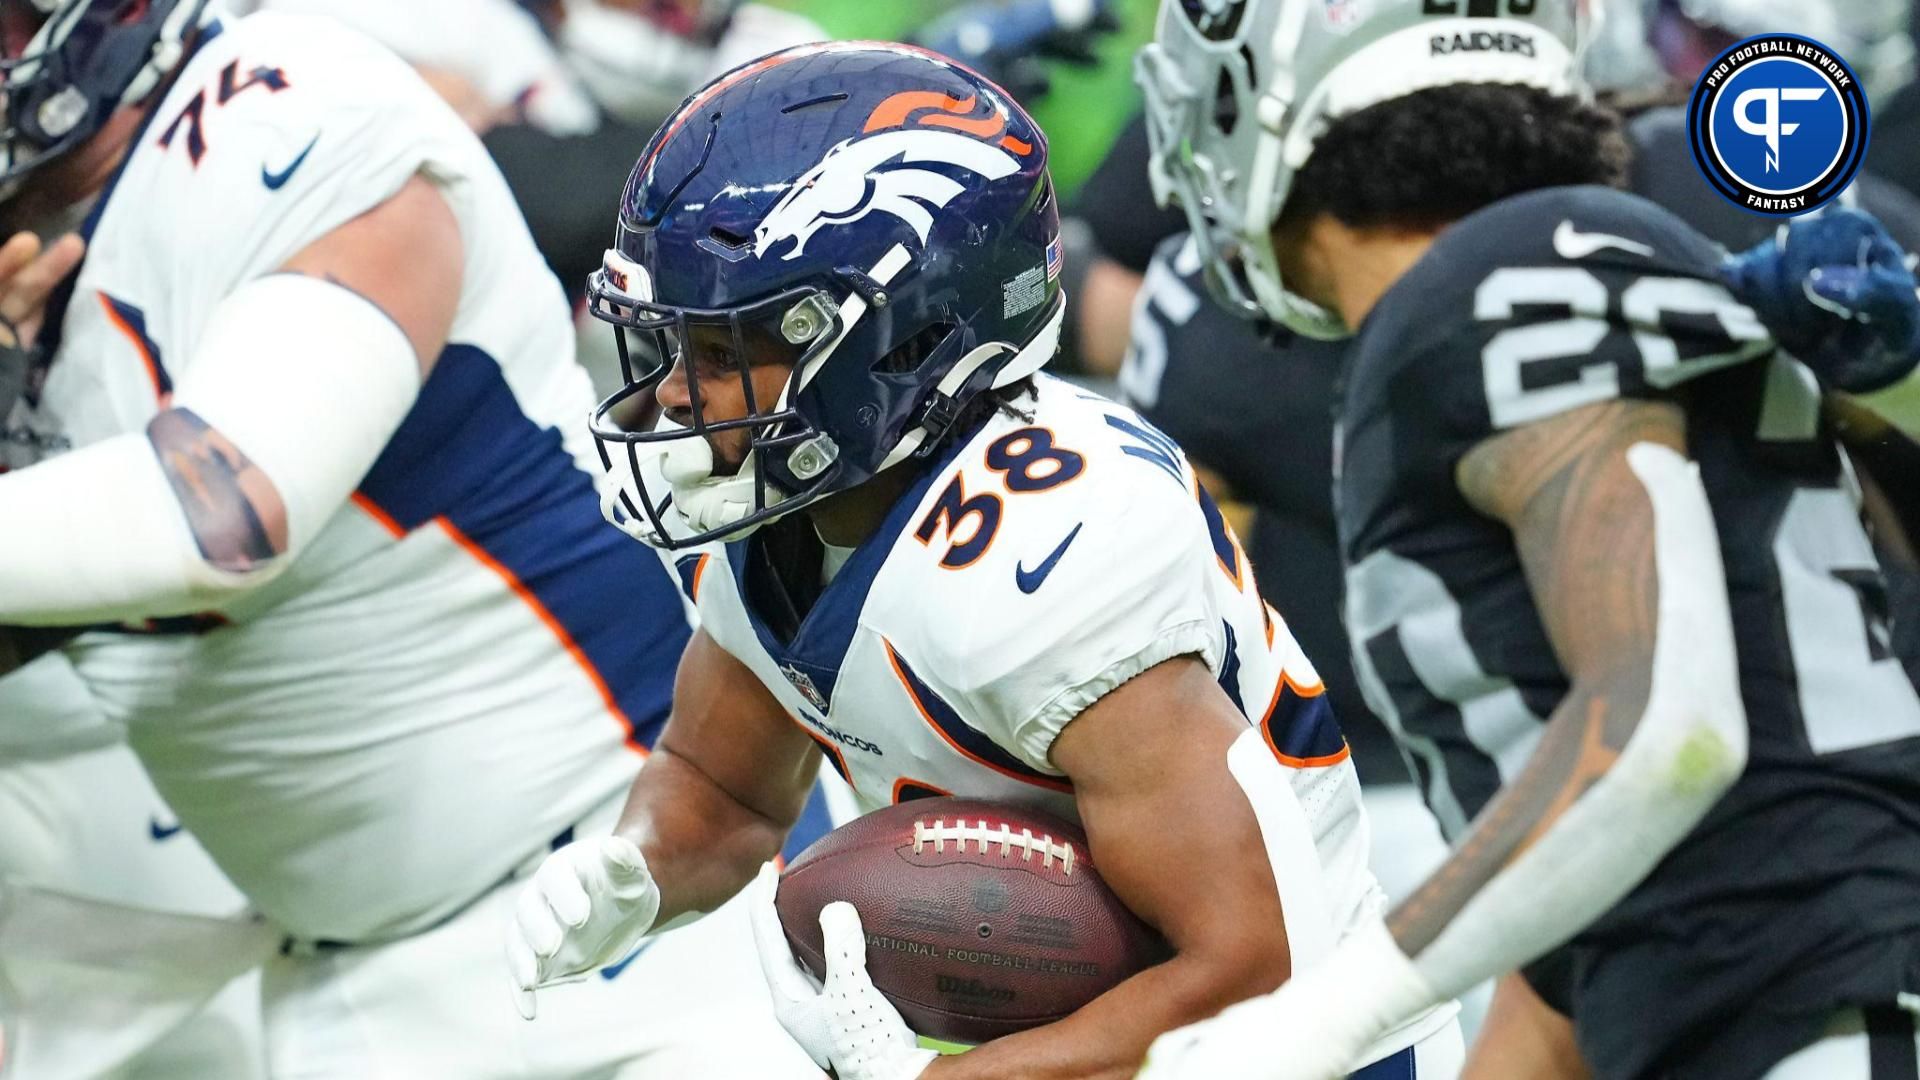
{"left": 1137, "top": 921, "right": 1434, "bottom": 1080}
{"left": 503, "top": 835, "right": 661, "bottom": 1020}
{"left": 748, "top": 863, "right": 938, "bottom": 1080}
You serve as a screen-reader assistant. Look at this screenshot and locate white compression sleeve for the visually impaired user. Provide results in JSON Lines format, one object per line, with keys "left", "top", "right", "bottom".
{"left": 170, "top": 274, "right": 422, "bottom": 555}
{"left": 1140, "top": 444, "right": 1750, "bottom": 1079}
{"left": 0, "top": 274, "right": 422, "bottom": 625}
{"left": 1406, "top": 442, "right": 1750, "bottom": 999}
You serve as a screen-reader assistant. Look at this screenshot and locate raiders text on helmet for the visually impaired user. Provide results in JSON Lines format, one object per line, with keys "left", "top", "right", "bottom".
{"left": 1136, "top": 0, "right": 1588, "bottom": 337}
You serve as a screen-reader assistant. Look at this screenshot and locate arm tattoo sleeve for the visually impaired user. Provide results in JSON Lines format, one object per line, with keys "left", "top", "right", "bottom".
{"left": 146, "top": 407, "right": 288, "bottom": 574}
{"left": 1387, "top": 400, "right": 1685, "bottom": 955}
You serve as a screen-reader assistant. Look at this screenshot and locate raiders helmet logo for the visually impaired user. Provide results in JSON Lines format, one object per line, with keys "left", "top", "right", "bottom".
{"left": 753, "top": 91, "right": 1031, "bottom": 262}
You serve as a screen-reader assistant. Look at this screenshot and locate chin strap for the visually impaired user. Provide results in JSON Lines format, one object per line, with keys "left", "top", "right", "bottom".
{"left": 877, "top": 300, "right": 1065, "bottom": 472}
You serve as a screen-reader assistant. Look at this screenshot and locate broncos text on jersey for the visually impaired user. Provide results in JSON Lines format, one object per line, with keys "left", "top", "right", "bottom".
{"left": 1339, "top": 183, "right": 1920, "bottom": 1079}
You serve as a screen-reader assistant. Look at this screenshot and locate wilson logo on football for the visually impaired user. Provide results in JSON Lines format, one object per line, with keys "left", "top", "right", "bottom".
{"left": 752, "top": 90, "right": 1033, "bottom": 262}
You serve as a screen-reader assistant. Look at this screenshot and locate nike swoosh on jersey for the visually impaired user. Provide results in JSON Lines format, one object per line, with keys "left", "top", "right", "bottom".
{"left": 1015, "top": 523, "right": 1083, "bottom": 595}
{"left": 262, "top": 133, "right": 320, "bottom": 190}
{"left": 149, "top": 817, "right": 184, "bottom": 841}
{"left": 1553, "top": 219, "right": 1655, "bottom": 261}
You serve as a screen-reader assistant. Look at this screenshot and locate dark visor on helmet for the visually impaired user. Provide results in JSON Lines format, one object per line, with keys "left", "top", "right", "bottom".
{"left": 584, "top": 264, "right": 849, "bottom": 549}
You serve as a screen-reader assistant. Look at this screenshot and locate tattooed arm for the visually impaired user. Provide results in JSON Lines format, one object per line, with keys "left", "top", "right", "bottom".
{"left": 146, "top": 407, "right": 288, "bottom": 573}
{"left": 1141, "top": 399, "right": 1749, "bottom": 1080}
{"left": 0, "top": 175, "right": 458, "bottom": 626}
{"left": 1386, "top": 398, "right": 1745, "bottom": 957}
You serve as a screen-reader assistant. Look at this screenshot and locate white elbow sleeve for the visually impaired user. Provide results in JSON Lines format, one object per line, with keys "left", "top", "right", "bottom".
{"left": 0, "top": 275, "right": 421, "bottom": 626}
{"left": 1409, "top": 443, "right": 1747, "bottom": 999}
{"left": 1622, "top": 442, "right": 1750, "bottom": 788}
{"left": 173, "top": 274, "right": 422, "bottom": 554}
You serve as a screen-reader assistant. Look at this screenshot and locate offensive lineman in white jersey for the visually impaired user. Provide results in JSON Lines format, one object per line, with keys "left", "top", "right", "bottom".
{"left": 504, "top": 42, "right": 1462, "bottom": 1080}
{"left": 0, "top": 1, "right": 819, "bottom": 1075}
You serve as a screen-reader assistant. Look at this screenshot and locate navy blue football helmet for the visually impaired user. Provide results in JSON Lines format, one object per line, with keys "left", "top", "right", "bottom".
{"left": 589, "top": 41, "right": 1064, "bottom": 550}
{"left": 0, "top": 0, "right": 212, "bottom": 189}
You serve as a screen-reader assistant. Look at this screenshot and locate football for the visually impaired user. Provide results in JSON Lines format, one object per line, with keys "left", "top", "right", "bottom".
{"left": 775, "top": 796, "right": 1171, "bottom": 1045}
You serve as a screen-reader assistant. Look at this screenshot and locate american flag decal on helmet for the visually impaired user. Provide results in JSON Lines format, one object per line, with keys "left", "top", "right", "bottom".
{"left": 1046, "top": 237, "right": 1063, "bottom": 281}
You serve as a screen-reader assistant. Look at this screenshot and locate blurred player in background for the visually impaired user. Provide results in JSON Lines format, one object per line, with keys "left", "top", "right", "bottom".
{"left": 1873, "top": 5, "right": 1920, "bottom": 198}
{"left": 0, "top": 1, "right": 817, "bottom": 1075}
{"left": 505, "top": 40, "right": 1462, "bottom": 1080}
{"left": 1137, "top": 0, "right": 1920, "bottom": 1077}
{"left": 1640, "top": 0, "right": 1914, "bottom": 105}
{"left": 491, "top": 0, "right": 826, "bottom": 305}
{"left": 235, "top": 0, "right": 601, "bottom": 135}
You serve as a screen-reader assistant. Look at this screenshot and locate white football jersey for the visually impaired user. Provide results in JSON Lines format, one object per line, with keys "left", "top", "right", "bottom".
{"left": 0, "top": 11, "right": 688, "bottom": 940}
{"left": 677, "top": 375, "right": 1378, "bottom": 940}
{"left": 0, "top": 654, "right": 117, "bottom": 759}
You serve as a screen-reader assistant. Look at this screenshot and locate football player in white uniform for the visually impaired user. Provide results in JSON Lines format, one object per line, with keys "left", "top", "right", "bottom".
{"left": 0, "top": 1, "right": 816, "bottom": 1075}
{"left": 504, "top": 42, "right": 1463, "bottom": 1080}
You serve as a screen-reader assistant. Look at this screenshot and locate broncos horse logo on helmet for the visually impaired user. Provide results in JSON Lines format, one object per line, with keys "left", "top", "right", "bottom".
{"left": 0, "top": 0, "right": 215, "bottom": 192}
{"left": 752, "top": 92, "right": 1033, "bottom": 261}
{"left": 586, "top": 41, "right": 1061, "bottom": 551}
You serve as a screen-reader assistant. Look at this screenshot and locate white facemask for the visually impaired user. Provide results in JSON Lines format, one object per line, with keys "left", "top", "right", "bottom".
{"left": 598, "top": 418, "right": 787, "bottom": 549}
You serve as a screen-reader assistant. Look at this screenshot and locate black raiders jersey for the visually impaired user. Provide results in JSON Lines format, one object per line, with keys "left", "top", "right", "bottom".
{"left": 1338, "top": 184, "right": 1920, "bottom": 1078}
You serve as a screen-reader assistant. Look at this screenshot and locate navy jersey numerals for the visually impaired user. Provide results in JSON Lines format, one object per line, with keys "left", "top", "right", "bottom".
{"left": 915, "top": 427, "right": 1083, "bottom": 570}
{"left": 158, "top": 60, "right": 290, "bottom": 166}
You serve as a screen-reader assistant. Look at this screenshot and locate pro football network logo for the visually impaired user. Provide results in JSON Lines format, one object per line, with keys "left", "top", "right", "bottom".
{"left": 1686, "top": 34, "right": 1869, "bottom": 216}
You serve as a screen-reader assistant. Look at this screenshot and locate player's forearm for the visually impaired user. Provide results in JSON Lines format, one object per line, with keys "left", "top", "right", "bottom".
{"left": 925, "top": 949, "right": 1279, "bottom": 1080}
{"left": 0, "top": 431, "right": 269, "bottom": 625}
{"left": 1229, "top": 652, "right": 1745, "bottom": 1079}
{"left": 613, "top": 745, "right": 794, "bottom": 924}
{"left": 1387, "top": 669, "right": 1708, "bottom": 991}
{"left": 0, "top": 274, "right": 422, "bottom": 626}
{"left": 1391, "top": 441, "right": 1749, "bottom": 1002}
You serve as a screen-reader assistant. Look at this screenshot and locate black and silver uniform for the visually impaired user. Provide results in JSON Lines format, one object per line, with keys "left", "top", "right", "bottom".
{"left": 1338, "top": 184, "right": 1920, "bottom": 1079}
